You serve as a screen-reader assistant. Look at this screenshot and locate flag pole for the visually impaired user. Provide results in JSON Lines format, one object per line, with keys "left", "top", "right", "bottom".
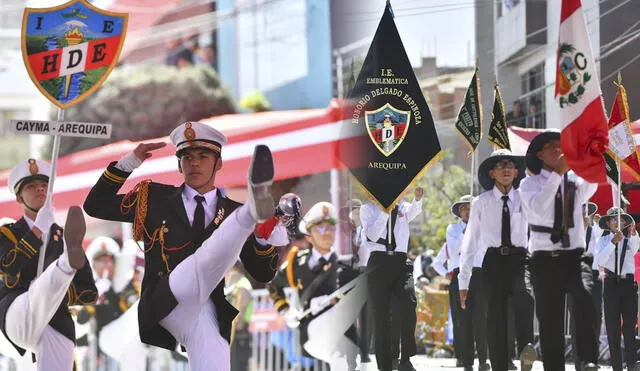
{"left": 37, "top": 108, "right": 63, "bottom": 277}
{"left": 617, "top": 159, "right": 622, "bottom": 229}
{"left": 470, "top": 151, "right": 474, "bottom": 196}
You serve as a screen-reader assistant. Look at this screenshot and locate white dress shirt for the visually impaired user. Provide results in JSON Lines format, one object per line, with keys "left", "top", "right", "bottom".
{"left": 308, "top": 248, "right": 335, "bottom": 270}
{"left": 359, "top": 199, "right": 423, "bottom": 254}
{"left": 458, "top": 187, "right": 528, "bottom": 290}
{"left": 432, "top": 221, "right": 467, "bottom": 275}
{"left": 182, "top": 185, "right": 218, "bottom": 227}
{"left": 584, "top": 223, "right": 603, "bottom": 270}
{"left": 595, "top": 232, "right": 640, "bottom": 276}
{"left": 353, "top": 225, "right": 371, "bottom": 268}
{"left": 24, "top": 216, "right": 35, "bottom": 229}
{"left": 519, "top": 169, "right": 597, "bottom": 252}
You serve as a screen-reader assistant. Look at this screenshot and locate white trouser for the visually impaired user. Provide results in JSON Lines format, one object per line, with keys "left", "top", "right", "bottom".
{"left": 159, "top": 204, "right": 256, "bottom": 371}
{"left": 5, "top": 258, "right": 75, "bottom": 371}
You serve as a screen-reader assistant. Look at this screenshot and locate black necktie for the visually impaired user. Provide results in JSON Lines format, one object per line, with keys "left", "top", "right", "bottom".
{"left": 551, "top": 185, "right": 563, "bottom": 244}
{"left": 501, "top": 195, "right": 512, "bottom": 247}
{"left": 192, "top": 195, "right": 205, "bottom": 234}
{"left": 585, "top": 226, "right": 592, "bottom": 252}
{"left": 313, "top": 257, "right": 328, "bottom": 273}
{"left": 387, "top": 206, "right": 399, "bottom": 252}
{"left": 619, "top": 238, "right": 629, "bottom": 276}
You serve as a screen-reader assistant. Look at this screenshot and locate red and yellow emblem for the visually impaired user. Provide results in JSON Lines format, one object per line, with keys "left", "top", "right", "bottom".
{"left": 184, "top": 122, "right": 196, "bottom": 141}
{"left": 21, "top": 0, "right": 128, "bottom": 109}
{"left": 28, "top": 159, "right": 39, "bottom": 175}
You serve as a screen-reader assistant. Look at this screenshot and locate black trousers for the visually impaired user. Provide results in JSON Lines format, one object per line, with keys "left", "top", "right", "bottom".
{"left": 449, "top": 268, "right": 488, "bottom": 367}
{"left": 367, "top": 252, "right": 417, "bottom": 371}
{"left": 570, "top": 267, "right": 603, "bottom": 368}
{"left": 603, "top": 277, "right": 638, "bottom": 371}
{"left": 359, "top": 297, "right": 374, "bottom": 359}
{"left": 231, "top": 327, "right": 252, "bottom": 371}
{"left": 449, "top": 271, "right": 463, "bottom": 363}
{"left": 482, "top": 251, "right": 535, "bottom": 371}
{"left": 530, "top": 250, "right": 598, "bottom": 370}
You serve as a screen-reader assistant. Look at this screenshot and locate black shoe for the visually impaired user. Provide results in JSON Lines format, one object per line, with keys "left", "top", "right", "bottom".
{"left": 64, "top": 206, "right": 87, "bottom": 270}
{"left": 247, "top": 145, "right": 274, "bottom": 222}
{"left": 520, "top": 343, "right": 537, "bottom": 371}
{"left": 456, "top": 359, "right": 464, "bottom": 367}
{"left": 398, "top": 360, "right": 416, "bottom": 371}
{"left": 361, "top": 355, "right": 371, "bottom": 363}
{"left": 582, "top": 363, "right": 598, "bottom": 371}
{"left": 479, "top": 362, "right": 491, "bottom": 371}
{"left": 507, "top": 360, "right": 517, "bottom": 370}
{"left": 463, "top": 367, "right": 473, "bottom": 371}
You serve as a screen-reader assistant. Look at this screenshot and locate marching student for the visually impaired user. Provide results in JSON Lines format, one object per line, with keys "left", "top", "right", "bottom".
{"left": 0, "top": 159, "right": 97, "bottom": 370}
{"left": 595, "top": 207, "right": 639, "bottom": 371}
{"left": 459, "top": 149, "right": 536, "bottom": 371}
{"left": 519, "top": 130, "right": 598, "bottom": 370}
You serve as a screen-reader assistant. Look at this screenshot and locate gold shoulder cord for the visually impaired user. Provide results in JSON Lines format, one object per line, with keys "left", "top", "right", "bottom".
{"left": 286, "top": 245, "right": 300, "bottom": 289}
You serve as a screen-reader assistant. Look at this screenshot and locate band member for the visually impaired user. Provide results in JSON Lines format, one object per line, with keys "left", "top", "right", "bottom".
{"left": 458, "top": 149, "right": 536, "bottom": 371}
{"left": 434, "top": 195, "right": 489, "bottom": 371}
{"left": 595, "top": 207, "right": 639, "bottom": 371}
{"left": 0, "top": 159, "right": 97, "bottom": 370}
{"left": 267, "top": 202, "right": 359, "bottom": 370}
{"left": 360, "top": 188, "right": 424, "bottom": 371}
{"left": 570, "top": 202, "right": 603, "bottom": 369}
{"left": 76, "top": 237, "right": 142, "bottom": 370}
{"left": 225, "top": 261, "right": 253, "bottom": 371}
{"left": 519, "top": 130, "right": 598, "bottom": 370}
{"left": 83, "top": 121, "right": 278, "bottom": 371}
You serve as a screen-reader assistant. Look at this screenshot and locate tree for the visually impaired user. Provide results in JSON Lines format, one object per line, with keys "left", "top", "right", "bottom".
{"left": 43, "top": 64, "right": 236, "bottom": 157}
{"left": 409, "top": 149, "right": 470, "bottom": 256}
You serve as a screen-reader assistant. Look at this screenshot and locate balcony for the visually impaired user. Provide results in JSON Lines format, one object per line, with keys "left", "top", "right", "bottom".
{"left": 496, "top": 0, "right": 547, "bottom": 65}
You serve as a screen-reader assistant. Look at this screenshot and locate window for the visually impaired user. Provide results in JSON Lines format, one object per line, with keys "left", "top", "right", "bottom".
{"left": 520, "top": 62, "right": 546, "bottom": 129}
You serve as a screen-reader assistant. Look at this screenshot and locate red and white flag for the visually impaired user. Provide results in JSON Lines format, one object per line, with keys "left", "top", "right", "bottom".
{"left": 606, "top": 81, "right": 640, "bottom": 180}
{"left": 555, "top": 0, "right": 608, "bottom": 183}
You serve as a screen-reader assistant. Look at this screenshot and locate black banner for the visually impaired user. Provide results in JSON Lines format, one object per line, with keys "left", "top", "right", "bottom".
{"left": 455, "top": 68, "right": 482, "bottom": 153}
{"left": 339, "top": 2, "right": 442, "bottom": 212}
{"left": 488, "top": 84, "right": 511, "bottom": 150}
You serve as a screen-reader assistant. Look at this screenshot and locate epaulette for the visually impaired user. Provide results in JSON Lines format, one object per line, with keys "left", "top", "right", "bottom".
{"left": 0, "top": 225, "right": 18, "bottom": 247}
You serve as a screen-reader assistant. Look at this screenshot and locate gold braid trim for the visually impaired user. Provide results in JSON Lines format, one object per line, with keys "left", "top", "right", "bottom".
{"left": 120, "top": 180, "right": 151, "bottom": 243}
{"left": 75, "top": 289, "right": 99, "bottom": 305}
{"left": 19, "top": 240, "right": 36, "bottom": 256}
{"left": 103, "top": 170, "right": 126, "bottom": 184}
{"left": 0, "top": 227, "right": 18, "bottom": 246}
{"left": 286, "top": 246, "right": 300, "bottom": 289}
{"left": 274, "top": 298, "right": 288, "bottom": 310}
{"left": 254, "top": 244, "right": 276, "bottom": 257}
{"left": 3, "top": 272, "right": 20, "bottom": 289}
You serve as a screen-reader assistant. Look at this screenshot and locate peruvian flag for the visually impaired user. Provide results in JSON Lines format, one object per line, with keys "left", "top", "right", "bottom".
{"left": 606, "top": 82, "right": 640, "bottom": 180}
{"left": 555, "top": 0, "right": 608, "bottom": 183}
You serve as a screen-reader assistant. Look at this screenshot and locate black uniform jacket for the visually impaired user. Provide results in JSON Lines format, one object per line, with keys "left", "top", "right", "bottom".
{"left": 267, "top": 246, "right": 358, "bottom": 316}
{"left": 83, "top": 162, "right": 278, "bottom": 351}
{"left": 0, "top": 218, "right": 97, "bottom": 355}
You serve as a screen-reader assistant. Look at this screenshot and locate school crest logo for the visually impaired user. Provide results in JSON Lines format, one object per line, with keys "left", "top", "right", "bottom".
{"left": 21, "top": 0, "right": 128, "bottom": 109}
{"left": 556, "top": 43, "right": 591, "bottom": 108}
{"left": 365, "top": 103, "right": 411, "bottom": 157}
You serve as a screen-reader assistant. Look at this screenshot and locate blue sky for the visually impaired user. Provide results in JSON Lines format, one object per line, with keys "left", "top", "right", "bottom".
{"left": 348, "top": 0, "right": 476, "bottom": 68}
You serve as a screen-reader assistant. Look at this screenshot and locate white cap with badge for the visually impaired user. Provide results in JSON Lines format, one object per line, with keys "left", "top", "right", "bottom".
{"left": 299, "top": 202, "right": 338, "bottom": 235}
{"left": 8, "top": 158, "right": 51, "bottom": 194}
{"left": 169, "top": 121, "right": 227, "bottom": 157}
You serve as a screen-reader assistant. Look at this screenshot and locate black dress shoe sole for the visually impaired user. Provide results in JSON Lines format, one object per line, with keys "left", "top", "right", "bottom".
{"left": 248, "top": 145, "right": 274, "bottom": 221}
{"left": 64, "top": 206, "right": 87, "bottom": 269}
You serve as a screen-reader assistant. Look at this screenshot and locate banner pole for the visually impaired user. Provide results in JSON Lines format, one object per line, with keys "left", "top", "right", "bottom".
{"left": 37, "top": 108, "right": 64, "bottom": 277}
{"left": 470, "top": 151, "right": 475, "bottom": 196}
{"left": 617, "top": 159, "right": 622, "bottom": 229}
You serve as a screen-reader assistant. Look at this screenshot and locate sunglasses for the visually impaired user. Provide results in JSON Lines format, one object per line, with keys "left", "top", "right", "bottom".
{"left": 494, "top": 160, "right": 516, "bottom": 170}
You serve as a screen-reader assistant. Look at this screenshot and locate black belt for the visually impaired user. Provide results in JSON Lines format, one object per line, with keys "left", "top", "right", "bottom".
{"left": 532, "top": 248, "right": 583, "bottom": 258}
{"left": 370, "top": 250, "right": 406, "bottom": 257}
{"left": 486, "top": 246, "right": 527, "bottom": 256}
{"left": 604, "top": 269, "right": 635, "bottom": 281}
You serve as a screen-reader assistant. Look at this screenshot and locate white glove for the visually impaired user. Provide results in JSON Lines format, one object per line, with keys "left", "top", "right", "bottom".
{"left": 115, "top": 152, "right": 143, "bottom": 173}
{"left": 267, "top": 224, "right": 290, "bottom": 246}
{"left": 34, "top": 203, "right": 55, "bottom": 234}
{"left": 309, "top": 295, "right": 330, "bottom": 316}
{"left": 284, "top": 308, "right": 301, "bottom": 328}
{"left": 95, "top": 278, "right": 112, "bottom": 297}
